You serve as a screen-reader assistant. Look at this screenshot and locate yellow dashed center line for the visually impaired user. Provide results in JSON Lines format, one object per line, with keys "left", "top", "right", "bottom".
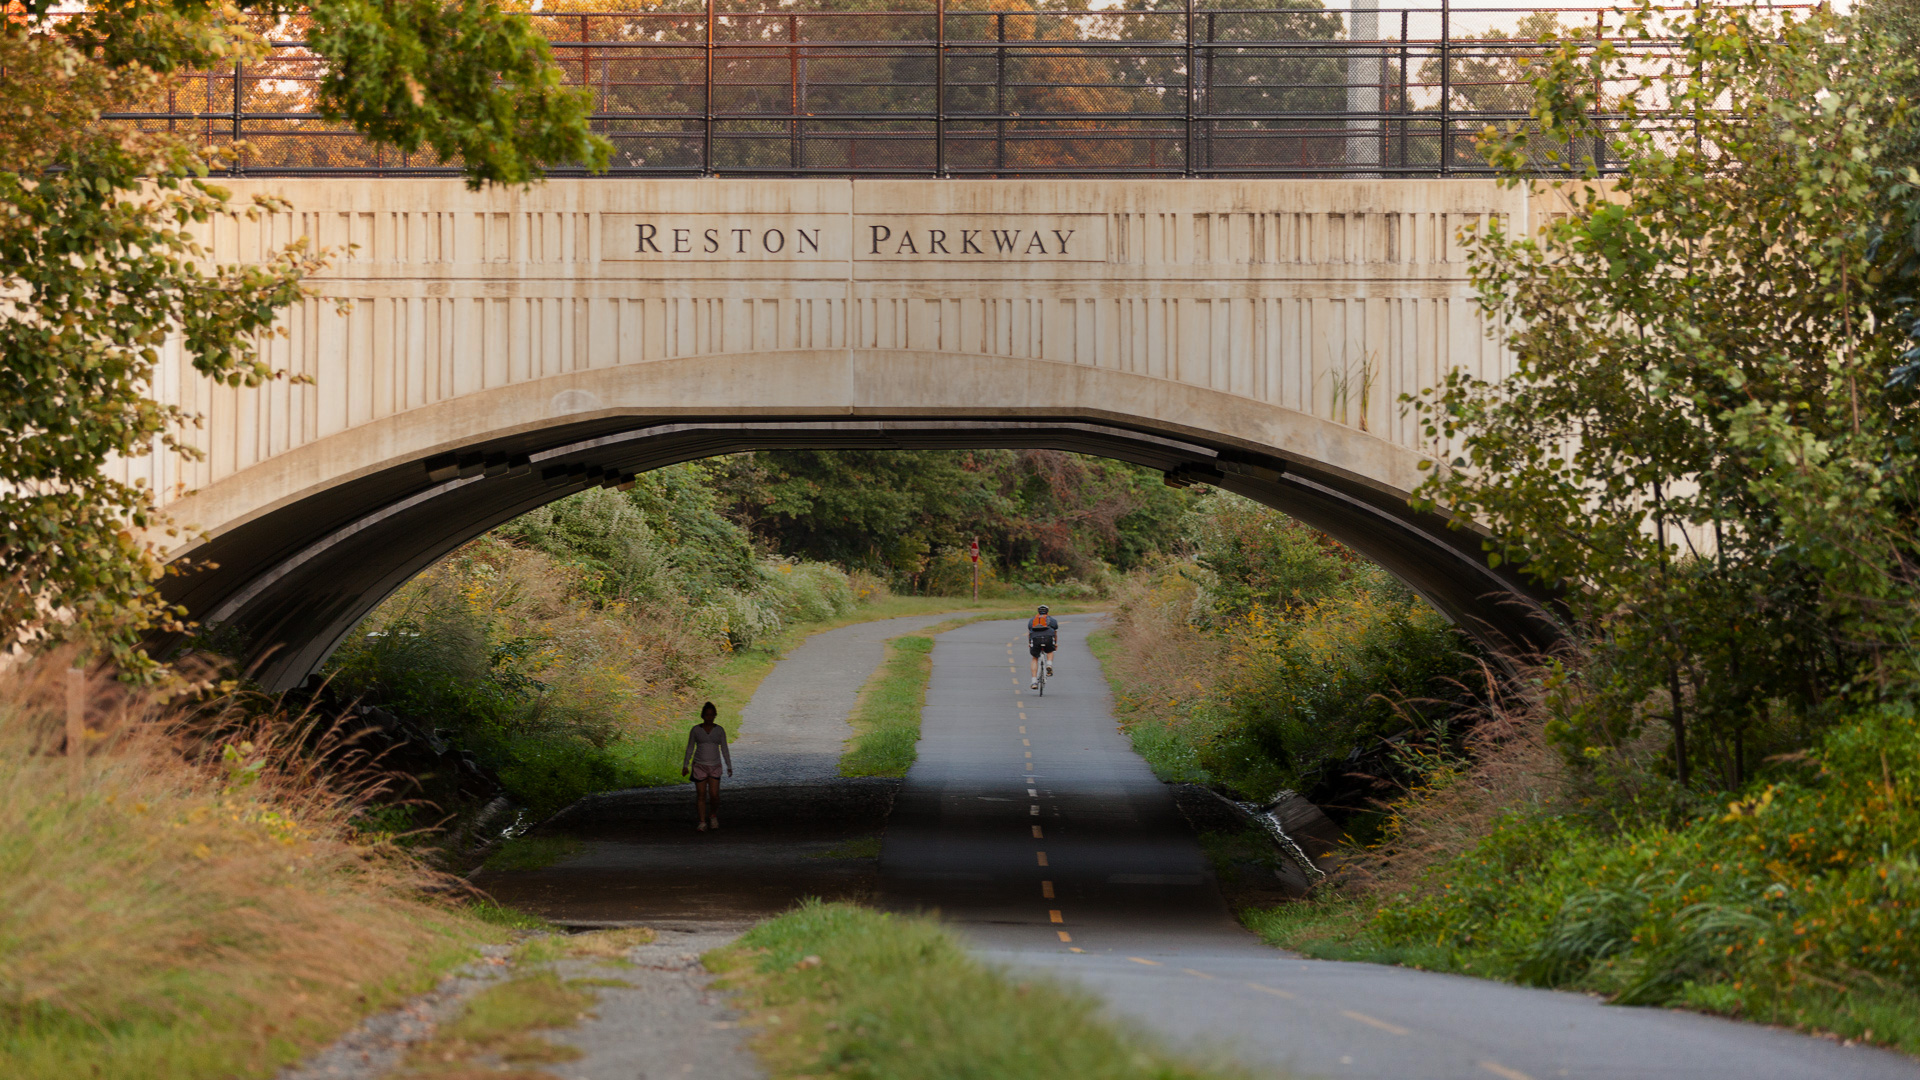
{"left": 1025, "top": 763, "right": 1033, "bottom": 772}
{"left": 1036, "top": 851, "right": 1048, "bottom": 866}
{"left": 1019, "top": 725, "right": 1027, "bottom": 734}
{"left": 1049, "top": 910, "right": 1064, "bottom": 924}
{"left": 1068, "top": 946, "right": 1083, "bottom": 953}
{"left": 1041, "top": 881, "right": 1054, "bottom": 898}
{"left": 1057, "top": 931, "right": 1073, "bottom": 942}
{"left": 1181, "top": 968, "right": 1214, "bottom": 980}
{"left": 1245, "top": 982, "right": 1296, "bottom": 999}
{"left": 1477, "top": 1062, "right": 1535, "bottom": 1080}
{"left": 1341, "top": 1010, "right": 1411, "bottom": 1037}
{"left": 1032, "top": 825, "right": 1044, "bottom": 839}
{"left": 1126, "top": 956, "right": 1160, "bottom": 966}
{"left": 1024, "top": 751, "right": 1032, "bottom": 759}
{"left": 1022, "top": 738, "right": 1030, "bottom": 746}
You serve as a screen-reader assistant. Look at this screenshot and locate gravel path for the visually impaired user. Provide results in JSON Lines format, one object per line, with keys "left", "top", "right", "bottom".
{"left": 274, "top": 929, "right": 762, "bottom": 1080}
{"left": 727, "top": 612, "right": 962, "bottom": 786}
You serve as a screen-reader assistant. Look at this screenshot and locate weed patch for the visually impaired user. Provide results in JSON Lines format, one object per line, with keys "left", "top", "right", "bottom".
{"left": 512, "top": 928, "right": 657, "bottom": 965}
{"left": 707, "top": 900, "right": 1245, "bottom": 1080}
{"left": 397, "top": 971, "right": 592, "bottom": 1077}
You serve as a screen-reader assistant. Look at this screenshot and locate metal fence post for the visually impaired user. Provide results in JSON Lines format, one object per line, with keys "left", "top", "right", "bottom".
{"left": 936, "top": 0, "right": 947, "bottom": 178}
{"left": 1439, "top": 0, "right": 1451, "bottom": 176}
{"left": 1399, "top": 10, "right": 1409, "bottom": 172}
{"left": 1205, "top": 10, "right": 1217, "bottom": 174}
{"left": 790, "top": 13, "right": 801, "bottom": 172}
{"left": 996, "top": 12, "right": 1007, "bottom": 174}
{"left": 1183, "top": 0, "right": 1196, "bottom": 177}
{"left": 582, "top": 13, "right": 595, "bottom": 161}
{"left": 230, "top": 61, "right": 244, "bottom": 175}
{"left": 704, "top": 0, "right": 716, "bottom": 176}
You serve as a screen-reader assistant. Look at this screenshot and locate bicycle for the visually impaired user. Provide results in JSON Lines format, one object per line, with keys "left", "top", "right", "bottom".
{"left": 1035, "top": 652, "right": 1047, "bottom": 697}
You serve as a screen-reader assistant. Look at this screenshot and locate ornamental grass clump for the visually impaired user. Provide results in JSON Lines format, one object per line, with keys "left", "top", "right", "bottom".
{"left": 0, "top": 652, "right": 488, "bottom": 1079}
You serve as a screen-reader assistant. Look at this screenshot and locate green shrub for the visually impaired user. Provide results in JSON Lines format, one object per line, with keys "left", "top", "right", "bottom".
{"left": 1100, "top": 495, "right": 1478, "bottom": 800}
{"left": 1353, "top": 700, "right": 1920, "bottom": 1047}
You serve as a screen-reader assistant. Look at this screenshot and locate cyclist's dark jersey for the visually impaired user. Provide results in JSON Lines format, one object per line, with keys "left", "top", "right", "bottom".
{"left": 1027, "top": 614, "right": 1059, "bottom": 644}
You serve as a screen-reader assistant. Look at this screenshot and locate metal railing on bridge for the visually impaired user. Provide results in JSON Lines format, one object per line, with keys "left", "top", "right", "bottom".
{"left": 102, "top": 3, "right": 1766, "bottom": 179}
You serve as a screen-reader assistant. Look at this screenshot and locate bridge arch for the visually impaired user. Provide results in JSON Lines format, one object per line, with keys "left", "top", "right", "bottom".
{"left": 129, "top": 179, "right": 1559, "bottom": 685}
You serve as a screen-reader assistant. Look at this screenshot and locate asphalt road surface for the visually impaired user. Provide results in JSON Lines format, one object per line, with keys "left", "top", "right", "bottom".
{"left": 880, "top": 614, "right": 1919, "bottom": 1080}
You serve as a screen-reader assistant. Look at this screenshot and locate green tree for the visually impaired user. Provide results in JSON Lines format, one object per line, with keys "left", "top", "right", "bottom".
{"left": 712, "top": 449, "right": 1194, "bottom": 588}
{"left": 2, "top": 0, "right": 609, "bottom": 667}
{"left": 1409, "top": 1, "right": 1920, "bottom": 792}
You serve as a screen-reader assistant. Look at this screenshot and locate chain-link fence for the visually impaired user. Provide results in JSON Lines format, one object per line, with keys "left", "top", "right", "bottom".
{"left": 101, "top": 3, "right": 1799, "bottom": 178}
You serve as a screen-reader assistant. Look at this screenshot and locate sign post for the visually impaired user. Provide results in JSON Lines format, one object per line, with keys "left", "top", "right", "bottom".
{"left": 969, "top": 538, "right": 980, "bottom": 601}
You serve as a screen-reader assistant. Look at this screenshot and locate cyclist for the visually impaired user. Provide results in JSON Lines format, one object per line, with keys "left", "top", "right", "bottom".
{"left": 1027, "top": 604, "right": 1059, "bottom": 689}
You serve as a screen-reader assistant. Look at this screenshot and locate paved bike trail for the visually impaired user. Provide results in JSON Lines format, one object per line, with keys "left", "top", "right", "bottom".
{"left": 879, "top": 614, "right": 1918, "bottom": 1080}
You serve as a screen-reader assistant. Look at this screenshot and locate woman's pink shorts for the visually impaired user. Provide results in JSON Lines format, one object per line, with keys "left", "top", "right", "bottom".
{"left": 690, "top": 762, "right": 723, "bottom": 782}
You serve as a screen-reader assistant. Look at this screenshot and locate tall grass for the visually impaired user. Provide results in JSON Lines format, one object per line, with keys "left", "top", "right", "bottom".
{"left": 0, "top": 653, "right": 495, "bottom": 1079}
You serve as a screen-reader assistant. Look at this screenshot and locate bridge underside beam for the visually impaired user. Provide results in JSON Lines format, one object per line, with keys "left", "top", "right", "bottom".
{"left": 157, "top": 416, "right": 1560, "bottom": 691}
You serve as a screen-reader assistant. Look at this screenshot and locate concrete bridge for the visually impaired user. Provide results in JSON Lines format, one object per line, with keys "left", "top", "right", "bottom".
{"left": 128, "top": 177, "right": 1561, "bottom": 687}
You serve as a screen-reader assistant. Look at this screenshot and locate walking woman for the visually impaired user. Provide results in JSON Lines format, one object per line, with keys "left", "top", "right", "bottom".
{"left": 681, "top": 701, "right": 733, "bottom": 831}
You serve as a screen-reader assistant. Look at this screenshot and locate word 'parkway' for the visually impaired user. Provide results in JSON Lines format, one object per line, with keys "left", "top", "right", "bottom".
{"left": 130, "top": 177, "right": 1574, "bottom": 687}
{"left": 626, "top": 220, "right": 1088, "bottom": 258}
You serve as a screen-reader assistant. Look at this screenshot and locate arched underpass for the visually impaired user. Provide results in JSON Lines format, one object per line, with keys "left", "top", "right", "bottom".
{"left": 161, "top": 410, "right": 1557, "bottom": 688}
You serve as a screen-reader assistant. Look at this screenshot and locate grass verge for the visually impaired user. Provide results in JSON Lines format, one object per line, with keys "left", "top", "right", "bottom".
{"left": 1242, "top": 890, "right": 1920, "bottom": 1056}
{"left": 1087, "top": 627, "right": 1208, "bottom": 784}
{"left": 839, "top": 636, "right": 935, "bottom": 778}
{"left": 707, "top": 900, "right": 1244, "bottom": 1080}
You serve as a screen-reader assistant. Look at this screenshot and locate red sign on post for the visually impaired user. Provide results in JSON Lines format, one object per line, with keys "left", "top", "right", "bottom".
{"left": 969, "top": 538, "right": 979, "bottom": 563}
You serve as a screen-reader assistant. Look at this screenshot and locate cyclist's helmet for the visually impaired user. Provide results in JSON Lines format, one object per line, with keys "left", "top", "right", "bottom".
{"left": 1037, "top": 605, "right": 1049, "bottom": 614}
